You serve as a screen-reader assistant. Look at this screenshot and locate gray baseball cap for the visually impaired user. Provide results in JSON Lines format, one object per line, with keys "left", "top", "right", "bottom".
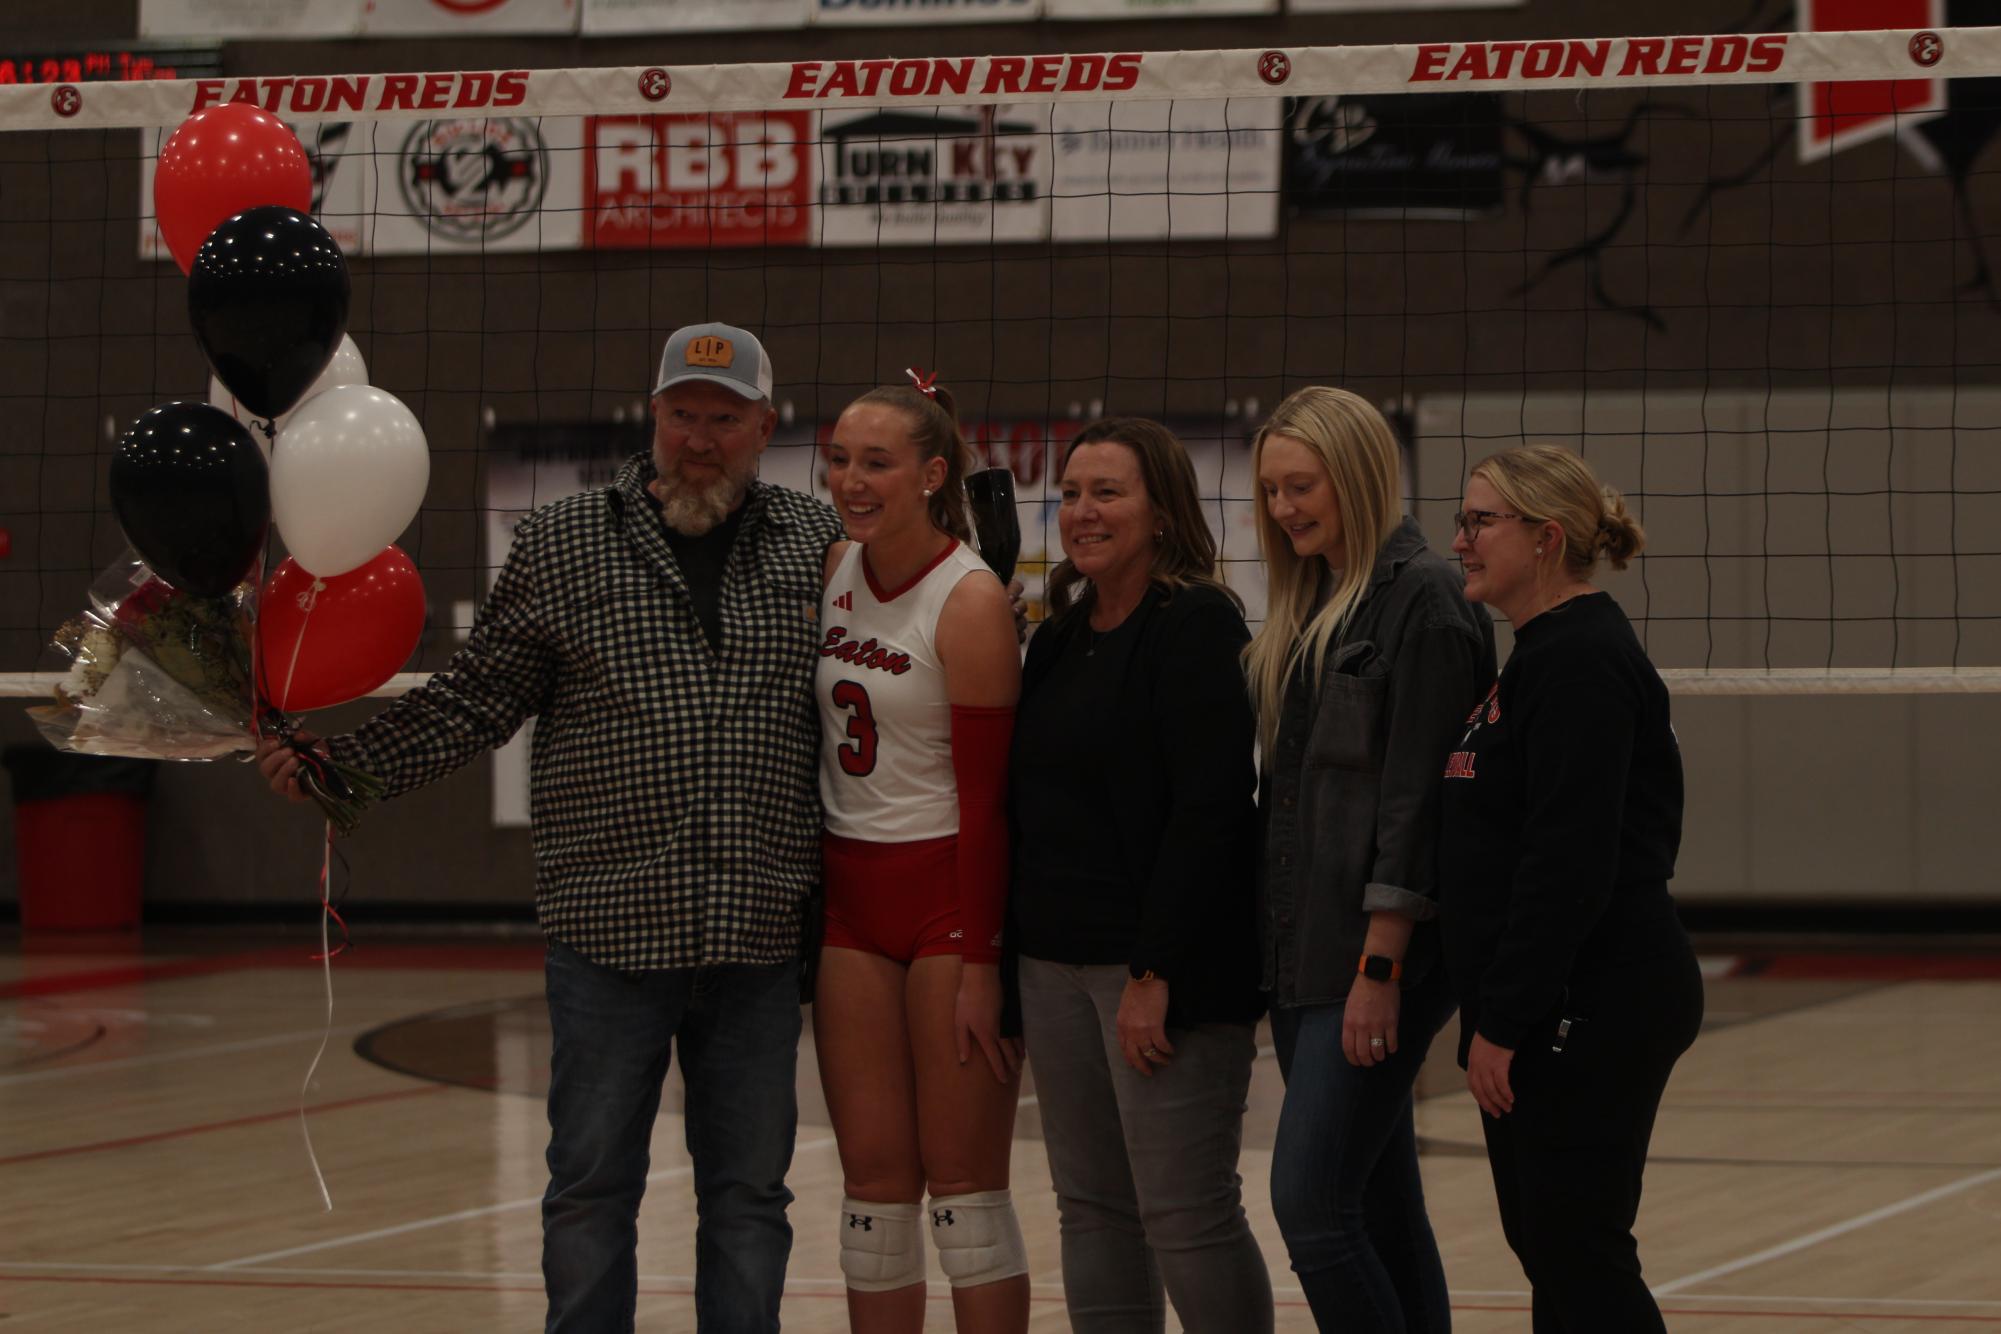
{"left": 652, "top": 322, "right": 774, "bottom": 402}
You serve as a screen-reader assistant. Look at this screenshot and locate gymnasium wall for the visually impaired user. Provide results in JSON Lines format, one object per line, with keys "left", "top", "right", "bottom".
{"left": 2, "top": 0, "right": 1996, "bottom": 914}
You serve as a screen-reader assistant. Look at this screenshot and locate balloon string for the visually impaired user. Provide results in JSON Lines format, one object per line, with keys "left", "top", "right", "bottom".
{"left": 299, "top": 821, "right": 337, "bottom": 1213}
{"left": 278, "top": 581, "right": 320, "bottom": 715}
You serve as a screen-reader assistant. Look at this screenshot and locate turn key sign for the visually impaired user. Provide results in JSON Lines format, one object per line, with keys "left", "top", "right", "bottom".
{"left": 585, "top": 111, "right": 814, "bottom": 248}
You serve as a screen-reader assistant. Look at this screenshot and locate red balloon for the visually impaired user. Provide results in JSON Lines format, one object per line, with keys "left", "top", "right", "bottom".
{"left": 257, "top": 546, "right": 426, "bottom": 713}
{"left": 154, "top": 105, "right": 313, "bottom": 275}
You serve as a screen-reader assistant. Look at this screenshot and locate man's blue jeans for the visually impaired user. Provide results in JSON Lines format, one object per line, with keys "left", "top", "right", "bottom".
{"left": 1268, "top": 973, "right": 1457, "bottom": 1334}
{"left": 541, "top": 940, "right": 801, "bottom": 1334}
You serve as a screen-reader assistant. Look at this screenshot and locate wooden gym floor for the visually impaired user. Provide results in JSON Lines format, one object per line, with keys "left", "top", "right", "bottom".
{"left": 3, "top": 927, "right": 1999, "bottom": 1331}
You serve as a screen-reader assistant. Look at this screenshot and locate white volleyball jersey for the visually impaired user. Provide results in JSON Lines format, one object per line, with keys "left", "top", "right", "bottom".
{"left": 817, "top": 539, "right": 994, "bottom": 841}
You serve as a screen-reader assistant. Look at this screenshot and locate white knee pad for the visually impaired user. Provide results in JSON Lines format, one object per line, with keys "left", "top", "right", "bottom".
{"left": 928, "top": 1190, "right": 1029, "bottom": 1288}
{"left": 838, "top": 1197, "right": 926, "bottom": 1293}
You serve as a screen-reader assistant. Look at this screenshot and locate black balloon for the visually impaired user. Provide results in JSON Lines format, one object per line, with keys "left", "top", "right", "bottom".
{"left": 966, "top": 466, "right": 1021, "bottom": 585}
{"left": 187, "top": 205, "right": 350, "bottom": 420}
{"left": 109, "top": 402, "right": 270, "bottom": 597}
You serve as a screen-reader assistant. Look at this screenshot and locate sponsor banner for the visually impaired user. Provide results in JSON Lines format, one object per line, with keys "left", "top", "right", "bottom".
{"left": 1050, "top": 98, "right": 1280, "bottom": 241}
{"left": 1797, "top": 0, "right": 1947, "bottom": 161}
{"left": 140, "top": 0, "right": 360, "bottom": 36}
{"left": 366, "top": 115, "right": 585, "bottom": 253}
{"left": 815, "top": 104, "right": 1052, "bottom": 246}
{"left": 1284, "top": 92, "right": 1503, "bottom": 219}
{"left": 139, "top": 118, "right": 371, "bottom": 262}
{"left": 12, "top": 31, "right": 1988, "bottom": 131}
{"left": 586, "top": 112, "right": 814, "bottom": 247}
{"left": 582, "top": 0, "right": 806, "bottom": 29}
{"left": 812, "top": 0, "right": 1040, "bottom": 24}
{"left": 1047, "top": 0, "right": 1271, "bottom": 14}
{"left": 358, "top": 0, "right": 579, "bottom": 34}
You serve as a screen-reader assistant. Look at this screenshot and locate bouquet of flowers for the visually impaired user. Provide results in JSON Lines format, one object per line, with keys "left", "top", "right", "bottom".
{"left": 30, "top": 552, "right": 384, "bottom": 834}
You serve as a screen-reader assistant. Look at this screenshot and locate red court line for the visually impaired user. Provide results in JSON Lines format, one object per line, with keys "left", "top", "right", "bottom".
{"left": 1731, "top": 955, "right": 2001, "bottom": 981}
{"left": 0, "top": 1084, "right": 447, "bottom": 1167}
{"left": 0, "top": 944, "right": 545, "bottom": 1001}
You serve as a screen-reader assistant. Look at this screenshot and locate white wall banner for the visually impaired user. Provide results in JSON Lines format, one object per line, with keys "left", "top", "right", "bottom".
{"left": 358, "top": 0, "right": 579, "bottom": 33}
{"left": 815, "top": 104, "right": 1053, "bottom": 245}
{"left": 1046, "top": 0, "right": 1272, "bottom": 15}
{"left": 583, "top": 0, "right": 806, "bottom": 30}
{"left": 812, "top": 0, "right": 1041, "bottom": 26}
{"left": 140, "top": 0, "right": 361, "bottom": 37}
{"left": 364, "top": 114, "right": 586, "bottom": 253}
{"left": 1050, "top": 98, "right": 1280, "bottom": 241}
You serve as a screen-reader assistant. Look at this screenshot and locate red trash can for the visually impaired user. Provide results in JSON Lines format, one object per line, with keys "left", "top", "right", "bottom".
{"left": 3, "top": 748, "right": 153, "bottom": 931}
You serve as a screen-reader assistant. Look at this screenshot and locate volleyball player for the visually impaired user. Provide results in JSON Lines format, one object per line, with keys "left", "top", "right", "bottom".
{"left": 812, "top": 372, "right": 1028, "bottom": 1334}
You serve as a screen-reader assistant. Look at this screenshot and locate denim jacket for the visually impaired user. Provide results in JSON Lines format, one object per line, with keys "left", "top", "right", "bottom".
{"left": 1258, "top": 517, "right": 1496, "bottom": 1007}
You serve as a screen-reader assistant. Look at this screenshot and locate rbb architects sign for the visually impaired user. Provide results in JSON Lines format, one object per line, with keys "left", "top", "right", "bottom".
{"left": 587, "top": 112, "right": 813, "bottom": 248}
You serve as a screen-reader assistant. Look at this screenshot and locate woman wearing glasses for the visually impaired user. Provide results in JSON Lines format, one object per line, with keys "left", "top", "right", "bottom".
{"left": 1248, "top": 387, "right": 1493, "bottom": 1331}
{"left": 1440, "top": 445, "right": 1703, "bottom": 1332}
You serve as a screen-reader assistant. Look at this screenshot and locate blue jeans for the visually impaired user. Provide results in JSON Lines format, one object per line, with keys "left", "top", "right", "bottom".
{"left": 541, "top": 940, "right": 801, "bottom": 1334}
{"left": 1269, "top": 973, "right": 1457, "bottom": 1333}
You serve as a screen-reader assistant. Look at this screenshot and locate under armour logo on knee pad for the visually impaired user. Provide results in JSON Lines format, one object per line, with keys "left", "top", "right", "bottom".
{"left": 932, "top": 1209, "right": 954, "bottom": 1227}
{"left": 847, "top": 1214, "right": 873, "bottom": 1231}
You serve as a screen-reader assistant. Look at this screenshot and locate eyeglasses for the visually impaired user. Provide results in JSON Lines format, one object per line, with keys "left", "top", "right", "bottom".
{"left": 1452, "top": 509, "right": 1534, "bottom": 538}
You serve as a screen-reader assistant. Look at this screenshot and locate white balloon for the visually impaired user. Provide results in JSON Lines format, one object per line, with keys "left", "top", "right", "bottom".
{"left": 271, "top": 385, "right": 430, "bottom": 578}
{"left": 208, "top": 334, "right": 370, "bottom": 451}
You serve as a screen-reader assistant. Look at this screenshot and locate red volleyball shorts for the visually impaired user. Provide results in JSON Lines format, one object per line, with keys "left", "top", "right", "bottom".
{"left": 820, "top": 831, "right": 964, "bottom": 964}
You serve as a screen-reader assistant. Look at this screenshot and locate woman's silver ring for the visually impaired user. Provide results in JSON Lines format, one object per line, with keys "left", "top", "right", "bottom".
{"left": 1369, "top": 1037, "right": 1386, "bottom": 1048}
{"left": 1142, "top": 1045, "right": 1161, "bottom": 1059}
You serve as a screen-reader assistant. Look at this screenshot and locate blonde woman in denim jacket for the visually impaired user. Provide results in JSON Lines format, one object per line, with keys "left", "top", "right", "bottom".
{"left": 1248, "top": 387, "right": 1494, "bottom": 1332}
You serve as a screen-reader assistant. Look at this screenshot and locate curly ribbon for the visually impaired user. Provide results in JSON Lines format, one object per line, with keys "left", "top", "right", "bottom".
{"left": 298, "top": 820, "right": 341, "bottom": 1213}
{"left": 904, "top": 367, "right": 939, "bottom": 398}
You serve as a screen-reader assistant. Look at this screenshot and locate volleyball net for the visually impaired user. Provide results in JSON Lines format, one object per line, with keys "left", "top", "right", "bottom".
{"left": 4, "top": 26, "right": 2001, "bottom": 697}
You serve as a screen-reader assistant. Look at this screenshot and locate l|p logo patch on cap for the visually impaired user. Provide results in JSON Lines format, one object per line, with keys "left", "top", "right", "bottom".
{"left": 686, "top": 335, "right": 734, "bottom": 369}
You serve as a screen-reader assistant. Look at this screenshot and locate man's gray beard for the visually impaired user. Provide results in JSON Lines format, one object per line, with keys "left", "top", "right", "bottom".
{"left": 656, "top": 465, "right": 751, "bottom": 537}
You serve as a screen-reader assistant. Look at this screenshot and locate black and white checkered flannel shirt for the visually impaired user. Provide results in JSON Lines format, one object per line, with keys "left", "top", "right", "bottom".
{"left": 330, "top": 453, "right": 843, "bottom": 971}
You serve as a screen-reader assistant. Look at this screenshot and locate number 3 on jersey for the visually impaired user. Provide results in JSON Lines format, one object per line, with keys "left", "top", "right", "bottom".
{"left": 832, "top": 679, "right": 878, "bottom": 777}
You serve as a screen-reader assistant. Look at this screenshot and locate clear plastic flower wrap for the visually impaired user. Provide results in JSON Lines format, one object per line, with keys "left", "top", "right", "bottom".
{"left": 27, "top": 551, "right": 383, "bottom": 833}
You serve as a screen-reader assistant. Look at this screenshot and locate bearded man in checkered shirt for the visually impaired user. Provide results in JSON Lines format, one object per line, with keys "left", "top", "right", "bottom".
{"left": 259, "top": 322, "right": 841, "bottom": 1334}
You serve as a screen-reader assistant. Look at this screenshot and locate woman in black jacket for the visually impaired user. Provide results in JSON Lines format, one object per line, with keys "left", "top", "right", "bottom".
{"left": 1010, "top": 417, "right": 1273, "bottom": 1334}
{"left": 1247, "top": 386, "right": 1493, "bottom": 1332}
{"left": 1440, "top": 444, "right": 1703, "bottom": 1333}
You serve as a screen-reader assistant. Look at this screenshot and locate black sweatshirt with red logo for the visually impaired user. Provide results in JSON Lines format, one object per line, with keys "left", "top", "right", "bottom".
{"left": 1437, "top": 591, "right": 1686, "bottom": 1059}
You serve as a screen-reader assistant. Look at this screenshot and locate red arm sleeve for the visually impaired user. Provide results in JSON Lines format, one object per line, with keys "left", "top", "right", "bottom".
{"left": 950, "top": 703, "right": 1014, "bottom": 965}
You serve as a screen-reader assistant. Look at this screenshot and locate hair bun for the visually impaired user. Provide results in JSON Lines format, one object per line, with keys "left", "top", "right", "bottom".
{"left": 1597, "top": 485, "right": 1645, "bottom": 571}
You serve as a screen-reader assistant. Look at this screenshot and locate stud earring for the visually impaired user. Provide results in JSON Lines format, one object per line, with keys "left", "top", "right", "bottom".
{"left": 1535, "top": 546, "right": 1544, "bottom": 556}
{"left": 922, "top": 488, "right": 933, "bottom": 498}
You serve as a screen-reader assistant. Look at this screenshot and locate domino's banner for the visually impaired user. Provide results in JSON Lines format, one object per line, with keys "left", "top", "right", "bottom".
{"left": 1046, "top": 0, "right": 1271, "bottom": 14}
{"left": 581, "top": 0, "right": 806, "bottom": 30}
{"left": 812, "top": 0, "right": 1041, "bottom": 25}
